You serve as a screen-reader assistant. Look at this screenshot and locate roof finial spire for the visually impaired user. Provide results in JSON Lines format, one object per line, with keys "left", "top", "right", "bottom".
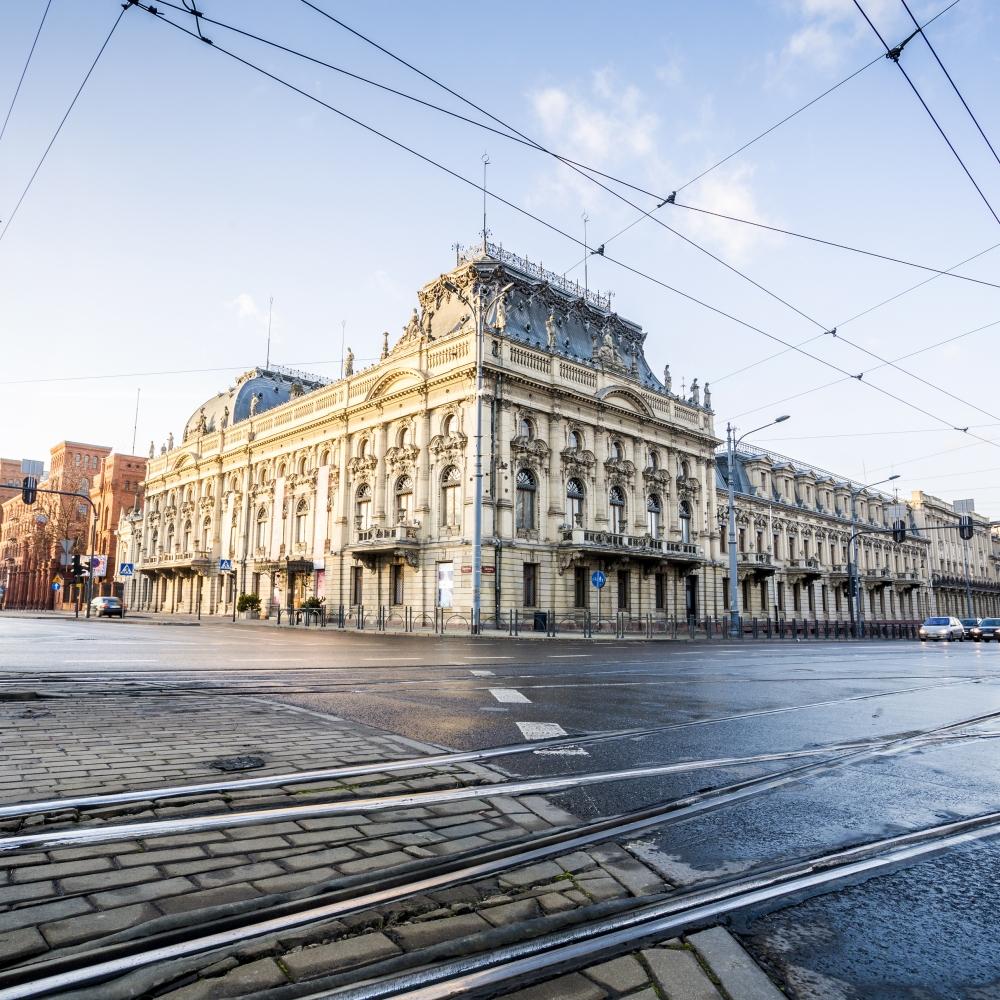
{"left": 481, "top": 151, "right": 490, "bottom": 252}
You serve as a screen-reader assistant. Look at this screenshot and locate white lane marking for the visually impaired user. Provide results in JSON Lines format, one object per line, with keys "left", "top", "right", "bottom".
{"left": 466, "top": 655, "right": 514, "bottom": 659}
{"left": 516, "top": 721, "right": 567, "bottom": 739}
{"left": 489, "top": 688, "right": 531, "bottom": 704}
{"left": 362, "top": 657, "right": 423, "bottom": 661}
{"left": 240, "top": 658, "right": 301, "bottom": 662}
{"left": 470, "top": 669, "right": 495, "bottom": 676}
{"left": 548, "top": 654, "right": 590, "bottom": 658}
{"left": 72, "top": 659, "right": 158, "bottom": 663}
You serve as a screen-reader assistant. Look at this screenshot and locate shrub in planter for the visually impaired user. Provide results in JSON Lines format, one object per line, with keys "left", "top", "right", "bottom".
{"left": 237, "top": 593, "right": 261, "bottom": 615}
{"left": 301, "top": 597, "right": 323, "bottom": 609}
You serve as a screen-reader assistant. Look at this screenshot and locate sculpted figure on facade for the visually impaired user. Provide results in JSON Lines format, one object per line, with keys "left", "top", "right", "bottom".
{"left": 381, "top": 331, "right": 390, "bottom": 360}
{"left": 167, "top": 432, "right": 174, "bottom": 451}
{"left": 703, "top": 382, "right": 712, "bottom": 410}
{"left": 149, "top": 441, "right": 155, "bottom": 459}
{"left": 344, "top": 347, "right": 355, "bottom": 378}
{"left": 196, "top": 408, "right": 208, "bottom": 434}
{"left": 221, "top": 405, "right": 229, "bottom": 429}
{"left": 690, "top": 379, "right": 700, "bottom": 406}
{"left": 546, "top": 312, "right": 558, "bottom": 351}
{"left": 249, "top": 393, "right": 261, "bottom": 416}
{"left": 663, "top": 364, "right": 672, "bottom": 393}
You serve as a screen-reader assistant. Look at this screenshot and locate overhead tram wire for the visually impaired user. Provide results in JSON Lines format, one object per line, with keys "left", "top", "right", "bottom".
{"left": 900, "top": 0, "right": 1000, "bottom": 169}
{"left": 729, "top": 314, "right": 1000, "bottom": 420}
{"left": 0, "top": 0, "right": 54, "bottom": 146}
{"left": 146, "top": 0, "right": 993, "bottom": 297}
{"left": 0, "top": 6, "right": 125, "bottom": 246}
{"left": 853, "top": 0, "right": 1000, "bottom": 228}
{"left": 173, "top": 0, "right": 1000, "bottom": 427}
{"left": 131, "top": 3, "right": 1000, "bottom": 457}
{"left": 561, "top": 0, "right": 963, "bottom": 275}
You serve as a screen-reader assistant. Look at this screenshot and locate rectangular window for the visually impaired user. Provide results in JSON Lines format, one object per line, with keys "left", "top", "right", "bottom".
{"left": 756, "top": 531, "right": 763, "bottom": 552}
{"left": 777, "top": 581, "right": 785, "bottom": 612}
{"left": 808, "top": 584, "right": 815, "bottom": 613}
{"left": 719, "top": 531, "right": 726, "bottom": 554}
{"left": 617, "top": 570, "right": 630, "bottom": 610}
{"left": 760, "top": 579, "right": 768, "bottom": 611}
{"left": 788, "top": 537, "right": 796, "bottom": 560}
{"left": 574, "top": 566, "right": 588, "bottom": 609}
{"left": 738, "top": 528, "right": 746, "bottom": 552}
{"left": 523, "top": 563, "right": 538, "bottom": 607}
{"left": 351, "top": 566, "right": 363, "bottom": 607}
{"left": 835, "top": 586, "right": 842, "bottom": 612}
{"left": 655, "top": 572, "right": 666, "bottom": 610}
{"left": 773, "top": 533, "right": 780, "bottom": 558}
{"left": 793, "top": 582, "right": 801, "bottom": 612}
{"left": 723, "top": 577, "right": 730, "bottom": 611}
{"left": 390, "top": 564, "right": 403, "bottom": 606}
{"left": 742, "top": 577, "right": 751, "bottom": 612}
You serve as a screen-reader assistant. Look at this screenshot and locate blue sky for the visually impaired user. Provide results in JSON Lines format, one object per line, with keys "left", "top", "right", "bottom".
{"left": 2, "top": 0, "right": 999, "bottom": 511}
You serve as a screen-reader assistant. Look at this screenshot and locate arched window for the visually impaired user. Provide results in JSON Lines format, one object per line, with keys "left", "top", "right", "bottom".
{"left": 182, "top": 520, "right": 192, "bottom": 552}
{"left": 395, "top": 475, "right": 413, "bottom": 524}
{"left": 319, "top": 448, "right": 331, "bottom": 467}
{"left": 568, "top": 429, "right": 582, "bottom": 450}
{"left": 567, "top": 478, "right": 585, "bottom": 526}
{"left": 184, "top": 486, "right": 192, "bottom": 502}
{"left": 648, "top": 450, "right": 659, "bottom": 472}
{"left": 519, "top": 416, "right": 535, "bottom": 440}
{"left": 297, "top": 457, "right": 307, "bottom": 476}
{"left": 398, "top": 426, "right": 410, "bottom": 448}
{"left": 151, "top": 529, "right": 159, "bottom": 553}
{"left": 442, "top": 414, "right": 454, "bottom": 437}
{"left": 166, "top": 525, "right": 175, "bottom": 553}
{"left": 679, "top": 499, "right": 692, "bottom": 544}
{"left": 609, "top": 486, "right": 626, "bottom": 534}
{"left": 441, "top": 466, "right": 461, "bottom": 526}
{"left": 516, "top": 469, "right": 537, "bottom": 530}
{"left": 255, "top": 508, "right": 268, "bottom": 549}
{"left": 355, "top": 484, "right": 372, "bottom": 530}
{"left": 610, "top": 440, "right": 624, "bottom": 461}
{"left": 679, "top": 459, "right": 691, "bottom": 480}
{"left": 258, "top": 466, "right": 268, "bottom": 486}
{"left": 358, "top": 439, "right": 368, "bottom": 459}
{"left": 294, "top": 499, "right": 308, "bottom": 543}
{"left": 647, "top": 493, "right": 662, "bottom": 536}
{"left": 201, "top": 517, "right": 211, "bottom": 551}
{"left": 277, "top": 462, "right": 287, "bottom": 478}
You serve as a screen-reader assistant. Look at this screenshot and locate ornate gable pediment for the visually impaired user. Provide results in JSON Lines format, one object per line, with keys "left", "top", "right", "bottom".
{"left": 347, "top": 455, "right": 378, "bottom": 482}
{"left": 511, "top": 437, "right": 549, "bottom": 472}
{"left": 429, "top": 432, "right": 467, "bottom": 464}
{"left": 561, "top": 447, "right": 596, "bottom": 478}
{"left": 386, "top": 444, "right": 420, "bottom": 474}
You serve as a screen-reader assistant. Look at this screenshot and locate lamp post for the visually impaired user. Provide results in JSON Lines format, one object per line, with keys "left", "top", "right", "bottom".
{"left": 726, "top": 415, "right": 790, "bottom": 638}
{"left": 847, "top": 474, "right": 900, "bottom": 637}
{"left": 443, "top": 276, "right": 513, "bottom": 635}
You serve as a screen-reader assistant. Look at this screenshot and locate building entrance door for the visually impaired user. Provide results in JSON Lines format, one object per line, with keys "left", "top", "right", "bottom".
{"left": 685, "top": 575, "right": 698, "bottom": 624}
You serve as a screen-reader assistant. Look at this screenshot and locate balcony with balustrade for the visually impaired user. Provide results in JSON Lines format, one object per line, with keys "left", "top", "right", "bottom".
{"left": 559, "top": 527, "right": 701, "bottom": 564}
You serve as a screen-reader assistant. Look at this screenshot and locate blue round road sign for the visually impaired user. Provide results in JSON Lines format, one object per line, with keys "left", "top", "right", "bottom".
{"left": 591, "top": 570, "right": 607, "bottom": 589}
{"left": 51, "top": 582, "right": 61, "bottom": 591}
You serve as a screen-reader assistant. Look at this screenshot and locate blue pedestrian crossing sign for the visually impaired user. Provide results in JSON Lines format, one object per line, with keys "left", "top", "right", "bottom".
{"left": 118, "top": 563, "right": 134, "bottom": 578}
{"left": 219, "top": 559, "right": 233, "bottom": 572}
{"left": 591, "top": 570, "right": 607, "bottom": 589}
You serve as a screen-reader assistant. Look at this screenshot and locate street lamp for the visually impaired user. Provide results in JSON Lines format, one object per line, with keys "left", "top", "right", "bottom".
{"left": 726, "top": 415, "right": 790, "bottom": 637}
{"left": 848, "top": 473, "right": 900, "bottom": 637}
{"left": 443, "top": 276, "right": 513, "bottom": 635}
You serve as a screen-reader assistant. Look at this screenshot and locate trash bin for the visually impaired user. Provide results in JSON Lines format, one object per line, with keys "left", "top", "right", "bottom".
{"left": 533, "top": 611, "right": 548, "bottom": 632}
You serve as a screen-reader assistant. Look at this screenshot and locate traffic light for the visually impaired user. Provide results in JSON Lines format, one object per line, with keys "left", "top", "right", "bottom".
{"left": 21, "top": 476, "right": 37, "bottom": 505}
{"left": 71, "top": 555, "right": 83, "bottom": 580}
{"left": 959, "top": 515, "right": 974, "bottom": 541}
{"left": 892, "top": 519, "right": 906, "bottom": 544}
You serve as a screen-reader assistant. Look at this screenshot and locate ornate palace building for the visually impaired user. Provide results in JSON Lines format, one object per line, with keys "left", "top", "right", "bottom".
{"left": 120, "top": 244, "right": 1000, "bottom": 624}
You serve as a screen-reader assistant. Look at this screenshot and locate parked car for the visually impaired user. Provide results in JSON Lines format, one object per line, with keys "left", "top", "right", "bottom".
{"left": 959, "top": 617, "right": 981, "bottom": 639}
{"left": 971, "top": 618, "right": 1000, "bottom": 641}
{"left": 918, "top": 616, "right": 965, "bottom": 641}
{"left": 90, "top": 596, "right": 123, "bottom": 618}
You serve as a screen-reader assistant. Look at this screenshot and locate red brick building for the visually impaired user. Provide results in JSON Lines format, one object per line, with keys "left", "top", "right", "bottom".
{"left": 1, "top": 442, "right": 110, "bottom": 610}
{"left": 91, "top": 453, "right": 148, "bottom": 597}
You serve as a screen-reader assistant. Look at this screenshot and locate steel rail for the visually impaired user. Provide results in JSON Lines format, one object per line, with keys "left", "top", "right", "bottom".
{"left": 318, "top": 809, "right": 1000, "bottom": 1000}
{"left": 0, "top": 674, "right": 987, "bottom": 821}
{"left": 0, "top": 744, "right": 875, "bottom": 853}
{"left": 5, "top": 746, "right": 999, "bottom": 1000}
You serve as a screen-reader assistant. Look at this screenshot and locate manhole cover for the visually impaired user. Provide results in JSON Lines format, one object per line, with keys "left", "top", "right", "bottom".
{"left": 209, "top": 755, "right": 265, "bottom": 772}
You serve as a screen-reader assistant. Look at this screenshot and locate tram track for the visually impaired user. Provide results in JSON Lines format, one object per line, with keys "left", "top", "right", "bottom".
{"left": 2, "top": 707, "right": 999, "bottom": 998}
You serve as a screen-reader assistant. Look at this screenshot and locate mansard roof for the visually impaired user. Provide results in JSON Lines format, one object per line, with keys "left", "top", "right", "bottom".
{"left": 181, "top": 366, "right": 329, "bottom": 441}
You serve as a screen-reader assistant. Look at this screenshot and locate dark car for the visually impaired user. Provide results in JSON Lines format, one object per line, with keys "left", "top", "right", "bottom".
{"left": 971, "top": 618, "right": 1000, "bottom": 641}
{"left": 90, "top": 596, "right": 123, "bottom": 618}
{"left": 960, "top": 617, "right": 981, "bottom": 639}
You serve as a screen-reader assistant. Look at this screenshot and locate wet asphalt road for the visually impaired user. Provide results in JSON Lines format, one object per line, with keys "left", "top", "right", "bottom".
{"left": 3, "top": 615, "right": 1000, "bottom": 998}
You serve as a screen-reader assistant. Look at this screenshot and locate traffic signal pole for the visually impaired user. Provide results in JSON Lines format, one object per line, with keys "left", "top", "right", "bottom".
{"left": 21, "top": 478, "right": 98, "bottom": 618}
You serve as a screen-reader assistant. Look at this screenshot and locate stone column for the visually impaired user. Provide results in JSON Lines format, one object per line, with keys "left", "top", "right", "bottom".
{"left": 416, "top": 407, "right": 431, "bottom": 516}
{"left": 374, "top": 421, "right": 388, "bottom": 523}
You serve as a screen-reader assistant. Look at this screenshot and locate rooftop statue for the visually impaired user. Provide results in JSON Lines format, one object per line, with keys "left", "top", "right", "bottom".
{"left": 663, "top": 364, "right": 672, "bottom": 393}
{"left": 344, "top": 347, "right": 355, "bottom": 377}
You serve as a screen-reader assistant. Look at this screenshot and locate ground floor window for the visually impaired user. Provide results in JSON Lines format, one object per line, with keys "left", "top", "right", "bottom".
{"left": 760, "top": 579, "right": 768, "bottom": 612}
{"left": 574, "top": 566, "right": 589, "bottom": 609}
{"left": 617, "top": 570, "right": 629, "bottom": 610}
{"left": 807, "top": 584, "right": 815, "bottom": 614}
{"left": 742, "top": 577, "right": 751, "bottom": 613}
{"left": 390, "top": 564, "right": 404, "bottom": 605}
{"left": 655, "top": 572, "right": 666, "bottom": 610}
{"left": 351, "top": 565, "right": 363, "bottom": 607}
{"left": 523, "top": 563, "right": 538, "bottom": 607}
{"left": 776, "top": 581, "right": 785, "bottom": 613}
{"left": 436, "top": 561, "right": 454, "bottom": 608}
{"left": 722, "top": 576, "right": 730, "bottom": 611}
{"left": 792, "top": 581, "right": 801, "bottom": 613}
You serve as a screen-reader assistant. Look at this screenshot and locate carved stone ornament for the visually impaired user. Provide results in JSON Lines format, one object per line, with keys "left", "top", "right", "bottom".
{"left": 198, "top": 497, "right": 214, "bottom": 514}
{"left": 429, "top": 432, "right": 468, "bottom": 464}
{"left": 286, "top": 470, "right": 319, "bottom": 490}
{"left": 347, "top": 455, "right": 378, "bottom": 483}
{"left": 561, "top": 447, "right": 597, "bottom": 478}
{"left": 386, "top": 444, "right": 420, "bottom": 475}
{"left": 511, "top": 437, "right": 550, "bottom": 472}
{"left": 604, "top": 457, "right": 636, "bottom": 483}
{"left": 397, "top": 548, "right": 420, "bottom": 569}
{"left": 643, "top": 467, "right": 672, "bottom": 493}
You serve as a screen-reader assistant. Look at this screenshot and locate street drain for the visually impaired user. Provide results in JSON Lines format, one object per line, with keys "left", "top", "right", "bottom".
{"left": 209, "top": 755, "right": 265, "bottom": 772}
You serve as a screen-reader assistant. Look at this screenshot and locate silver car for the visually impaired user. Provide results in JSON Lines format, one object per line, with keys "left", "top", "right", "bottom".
{"left": 918, "top": 616, "right": 964, "bottom": 642}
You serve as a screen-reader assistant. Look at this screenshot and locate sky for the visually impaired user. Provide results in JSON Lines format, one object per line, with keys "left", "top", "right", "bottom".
{"left": 1, "top": 0, "right": 999, "bottom": 512}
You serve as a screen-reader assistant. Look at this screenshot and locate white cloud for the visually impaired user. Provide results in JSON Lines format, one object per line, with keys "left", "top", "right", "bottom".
{"left": 777, "top": 0, "right": 901, "bottom": 71}
{"left": 229, "top": 292, "right": 265, "bottom": 323}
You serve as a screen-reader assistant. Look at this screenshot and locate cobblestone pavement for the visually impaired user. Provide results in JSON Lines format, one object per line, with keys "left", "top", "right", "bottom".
{"left": 1, "top": 672, "right": 789, "bottom": 997}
